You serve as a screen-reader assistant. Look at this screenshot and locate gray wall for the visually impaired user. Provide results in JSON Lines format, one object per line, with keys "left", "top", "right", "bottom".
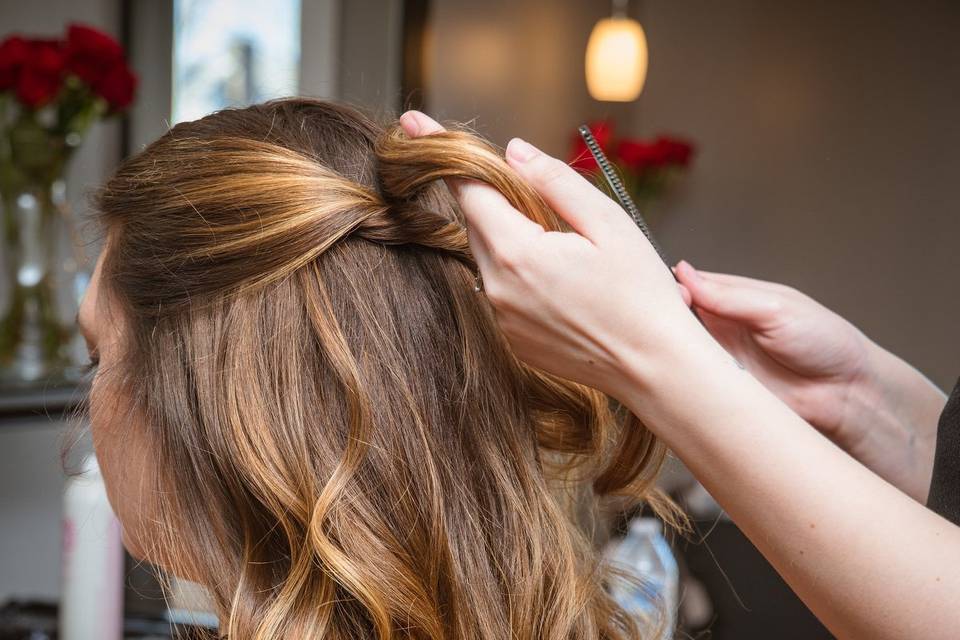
{"left": 425, "top": 0, "right": 609, "bottom": 156}
{"left": 426, "top": 0, "right": 960, "bottom": 389}
{"left": 636, "top": 0, "right": 960, "bottom": 389}
{"left": 336, "top": 0, "right": 403, "bottom": 113}
{"left": 300, "top": 0, "right": 341, "bottom": 101}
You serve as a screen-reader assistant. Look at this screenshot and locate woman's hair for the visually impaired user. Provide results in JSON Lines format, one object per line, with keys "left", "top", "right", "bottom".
{"left": 95, "top": 98, "right": 672, "bottom": 639}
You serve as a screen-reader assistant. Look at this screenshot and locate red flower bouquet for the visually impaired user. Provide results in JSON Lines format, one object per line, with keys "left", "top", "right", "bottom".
{"left": 0, "top": 24, "right": 137, "bottom": 385}
{"left": 0, "top": 24, "right": 137, "bottom": 184}
{"left": 0, "top": 24, "right": 136, "bottom": 112}
{"left": 569, "top": 120, "right": 695, "bottom": 212}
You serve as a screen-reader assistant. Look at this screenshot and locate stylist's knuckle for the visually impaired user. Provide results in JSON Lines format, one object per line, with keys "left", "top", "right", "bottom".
{"left": 765, "top": 296, "right": 787, "bottom": 317}
{"left": 495, "top": 244, "right": 524, "bottom": 273}
{"left": 485, "top": 243, "right": 508, "bottom": 267}
{"left": 774, "top": 283, "right": 800, "bottom": 299}
{"left": 791, "top": 288, "right": 815, "bottom": 307}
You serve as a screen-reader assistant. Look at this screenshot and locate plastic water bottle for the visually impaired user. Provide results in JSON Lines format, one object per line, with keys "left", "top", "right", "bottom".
{"left": 605, "top": 517, "right": 679, "bottom": 639}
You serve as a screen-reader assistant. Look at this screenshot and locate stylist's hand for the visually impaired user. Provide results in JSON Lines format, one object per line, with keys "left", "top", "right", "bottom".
{"left": 673, "top": 263, "right": 869, "bottom": 437}
{"left": 399, "top": 111, "right": 942, "bottom": 499}
{"left": 674, "top": 262, "right": 944, "bottom": 501}
{"left": 398, "top": 111, "right": 706, "bottom": 402}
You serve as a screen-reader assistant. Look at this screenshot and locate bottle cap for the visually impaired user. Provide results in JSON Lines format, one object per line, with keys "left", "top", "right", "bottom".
{"left": 628, "top": 517, "right": 663, "bottom": 537}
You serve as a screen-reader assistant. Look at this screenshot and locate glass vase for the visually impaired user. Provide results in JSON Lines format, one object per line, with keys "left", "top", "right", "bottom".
{"left": 0, "top": 176, "right": 87, "bottom": 387}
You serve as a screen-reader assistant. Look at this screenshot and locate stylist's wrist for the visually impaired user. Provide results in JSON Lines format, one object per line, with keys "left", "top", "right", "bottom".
{"left": 838, "top": 340, "right": 944, "bottom": 500}
{"left": 843, "top": 340, "right": 939, "bottom": 445}
{"left": 611, "top": 307, "right": 738, "bottom": 427}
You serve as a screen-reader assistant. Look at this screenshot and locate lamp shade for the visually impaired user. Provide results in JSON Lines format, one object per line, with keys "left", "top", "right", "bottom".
{"left": 585, "top": 17, "right": 648, "bottom": 102}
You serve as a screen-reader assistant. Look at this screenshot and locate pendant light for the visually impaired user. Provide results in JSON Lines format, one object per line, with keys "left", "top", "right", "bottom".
{"left": 585, "top": 0, "right": 648, "bottom": 102}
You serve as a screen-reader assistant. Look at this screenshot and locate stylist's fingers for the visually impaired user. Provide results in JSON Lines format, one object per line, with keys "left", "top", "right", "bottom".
{"left": 399, "top": 110, "right": 470, "bottom": 203}
{"left": 401, "top": 113, "right": 624, "bottom": 245}
{"left": 695, "top": 269, "right": 793, "bottom": 294}
{"left": 399, "top": 110, "right": 445, "bottom": 137}
{"left": 675, "top": 260, "right": 783, "bottom": 330}
{"left": 504, "top": 138, "right": 631, "bottom": 243}
{"left": 399, "top": 111, "right": 543, "bottom": 253}
{"left": 669, "top": 268, "right": 694, "bottom": 306}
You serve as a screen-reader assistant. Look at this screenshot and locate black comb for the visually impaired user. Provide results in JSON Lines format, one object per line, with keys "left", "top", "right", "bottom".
{"left": 578, "top": 125, "right": 672, "bottom": 268}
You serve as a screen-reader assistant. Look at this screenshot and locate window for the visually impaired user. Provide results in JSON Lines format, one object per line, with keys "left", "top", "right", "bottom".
{"left": 172, "top": 0, "right": 301, "bottom": 124}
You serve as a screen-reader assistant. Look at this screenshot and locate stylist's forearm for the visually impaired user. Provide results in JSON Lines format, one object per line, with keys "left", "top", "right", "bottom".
{"left": 845, "top": 342, "right": 946, "bottom": 500}
{"left": 618, "top": 323, "right": 960, "bottom": 640}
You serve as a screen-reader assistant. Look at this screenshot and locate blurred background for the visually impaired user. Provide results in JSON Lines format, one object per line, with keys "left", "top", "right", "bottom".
{"left": 1, "top": 0, "right": 958, "bottom": 638}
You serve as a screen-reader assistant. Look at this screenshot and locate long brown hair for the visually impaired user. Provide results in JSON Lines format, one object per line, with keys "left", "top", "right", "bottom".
{"left": 95, "top": 98, "right": 670, "bottom": 639}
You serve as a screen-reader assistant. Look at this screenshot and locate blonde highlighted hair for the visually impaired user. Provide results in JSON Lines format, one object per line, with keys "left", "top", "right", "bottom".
{"left": 95, "top": 98, "right": 671, "bottom": 639}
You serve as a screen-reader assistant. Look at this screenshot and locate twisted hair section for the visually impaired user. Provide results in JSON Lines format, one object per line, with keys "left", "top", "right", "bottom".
{"left": 376, "top": 124, "right": 668, "bottom": 499}
{"left": 95, "top": 99, "right": 674, "bottom": 640}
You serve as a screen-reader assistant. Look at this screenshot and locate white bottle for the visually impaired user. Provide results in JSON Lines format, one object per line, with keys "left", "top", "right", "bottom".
{"left": 60, "top": 455, "right": 124, "bottom": 640}
{"left": 605, "top": 517, "right": 679, "bottom": 639}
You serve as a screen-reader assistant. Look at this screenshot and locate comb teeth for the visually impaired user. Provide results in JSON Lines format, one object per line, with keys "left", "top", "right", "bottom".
{"left": 578, "top": 126, "right": 703, "bottom": 321}
{"left": 578, "top": 125, "right": 671, "bottom": 266}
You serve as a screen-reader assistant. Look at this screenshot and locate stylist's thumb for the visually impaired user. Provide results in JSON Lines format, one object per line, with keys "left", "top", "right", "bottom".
{"left": 675, "top": 260, "right": 781, "bottom": 329}
{"left": 503, "top": 138, "right": 630, "bottom": 243}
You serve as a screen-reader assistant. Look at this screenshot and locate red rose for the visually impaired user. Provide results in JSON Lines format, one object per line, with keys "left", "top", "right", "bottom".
{"left": 16, "top": 67, "right": 61, "bottom": 107}
{"left": 15, "top": 39, "right": 65, "bottom": 107}
{"left": 30, "top": 39, "right": 66, "bottom": 75}
{"left": 0, "top": 35, "right": 30, "bottom": 90}
{"left": 94, "top": 61, "right": 137, "bottom": 110}
{"left": 569, "top": 120, "right": 614, "bottom": 172}
{"left": 654, "top": 136, "right": 695, "bottom": 167}
{"left": 674, "top": 140, "right": 695, "bottom": 166}
{"left": 617, "top": 140, "right": 660, "bottom": 171}
{"left": 618, "top": 137, "right": 695, "bottom": 172}
{"left": 65, "top": 23, "right": 123, "bottom": 86}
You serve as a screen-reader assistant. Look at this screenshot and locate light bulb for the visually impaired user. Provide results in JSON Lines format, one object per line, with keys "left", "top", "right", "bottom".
{"left": 585, "top": 17, "right": 648, "bottom": 102}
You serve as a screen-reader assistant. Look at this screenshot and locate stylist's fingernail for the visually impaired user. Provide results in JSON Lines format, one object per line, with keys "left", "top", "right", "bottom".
{"left": 399, "top": 111, "right": 421, "bottom": 136}
{"left": 507, "top": 138, "right": 540, "bottom": 163}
